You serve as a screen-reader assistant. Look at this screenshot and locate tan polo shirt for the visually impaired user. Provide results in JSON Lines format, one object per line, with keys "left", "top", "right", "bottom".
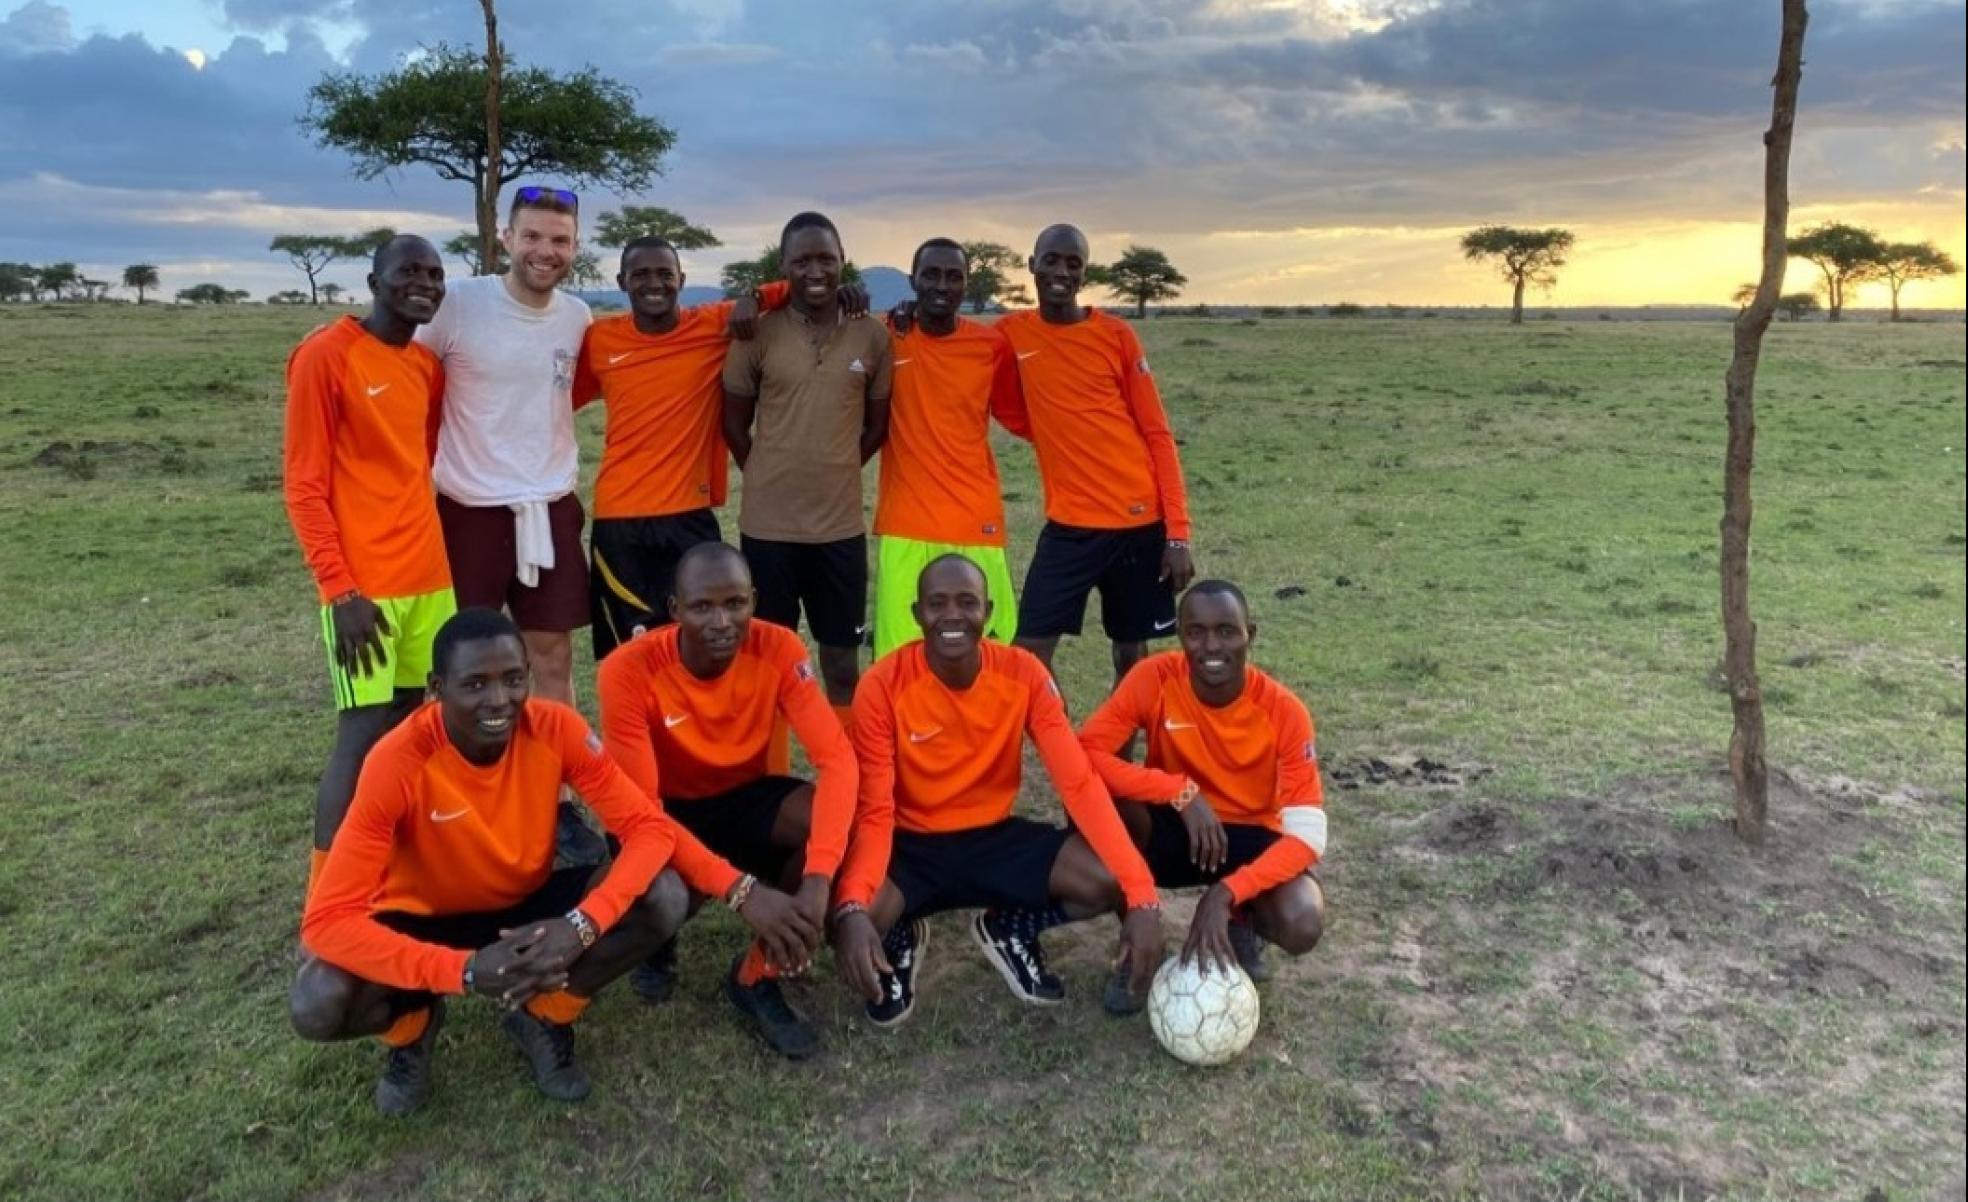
{"left": 723, "top": 306, "right": 893, "bottom": 543}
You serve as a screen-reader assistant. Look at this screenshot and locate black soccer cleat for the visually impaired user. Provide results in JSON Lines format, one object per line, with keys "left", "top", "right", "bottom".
{"left": 374, "top": 1000, "right": 444, "bottom": 1116}
{"left": 1102, "top": 960, "right": 1146, "bottom": 1017}
{"left": 500, "top": 1008, "right": 592, "bottom": 1102}
{"left": 724, "top": 955, "right": 820, "bottom": 1060}
{"left": 970, "top": 910, "right": 1066, "bottom": 1006}
{"left": 553, "top": 799, "right": 608, "bottom": 869}
{"left": 629, "top": 936, "right": 679, "bottom": 1005}
{"left": 866, "top": 919, "right": 929, "bottom": 1029}
{"left": 1228, "top": 918, "right": 1271, "bottom": 983}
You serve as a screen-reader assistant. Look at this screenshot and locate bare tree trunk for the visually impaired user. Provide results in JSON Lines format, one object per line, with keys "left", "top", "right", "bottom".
{"left": 477, "top": 0, "right": 503, "bottom": 276}
{"left": 1827, "top": 275, "right": 1842, "bottom": 322}
{"left": 1510, "top": 276, "right": 1525, "bottom": 324}
{"left": 1721, "top": 0, "right": 1807, "bottom": 846}
{"left": 1889, "top": 279, "right": 1902, "bottom": 322}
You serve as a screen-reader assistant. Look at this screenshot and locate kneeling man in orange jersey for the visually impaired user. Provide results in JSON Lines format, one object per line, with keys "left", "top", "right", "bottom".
{"left": 290, "top": 609, "right": 686, "bottom": 1115}
{"left": 1079, "top": 580, "right": 1327, "bottom": 1011}
{"left": 832, "top": 554, "right": 1166, "bottom": 1028}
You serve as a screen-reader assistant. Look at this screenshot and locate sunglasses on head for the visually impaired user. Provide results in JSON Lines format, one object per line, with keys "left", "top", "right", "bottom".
{"left": 514, "top": 186, "right": 579, "bottom": 212}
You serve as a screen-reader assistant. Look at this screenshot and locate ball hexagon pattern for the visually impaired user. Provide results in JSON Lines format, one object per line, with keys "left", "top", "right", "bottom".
{"left": 1147, "top": 956, "right": 1260, "bottom": 1066}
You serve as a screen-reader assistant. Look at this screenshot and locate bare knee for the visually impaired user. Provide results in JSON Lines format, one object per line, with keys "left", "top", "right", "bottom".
{"left": 634, "top": 869, "right": 690, "bottom": 938}
{"left": 1266, "top": 895, "right": 1325, "bottom": 957}
{"left": 289, "top": 959, "right": 359, "bottom": 1042}
{"left": 1051, "top": 838, "right": 1122, "bottom": 917}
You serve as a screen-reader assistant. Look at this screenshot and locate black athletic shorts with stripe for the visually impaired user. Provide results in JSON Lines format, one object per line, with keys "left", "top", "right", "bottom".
{"left": 589, "top": 508, "right": 722, "bottom": 660}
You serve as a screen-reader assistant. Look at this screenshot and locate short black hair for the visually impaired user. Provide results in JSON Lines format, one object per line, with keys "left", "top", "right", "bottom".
{"left": 1181, "top": 579, "right": 1251, "bottom": 623}
{"left": 619, "top": 236, "right": 678, "bottom": 272}
{"left": 1033, "top": 223, "right": 1089, "bottom": 257}
{"left": 917, "top": 552, "right": 988, "bottom": 602}
{"left": 671, "top": 540, "right": 751, "bottom": 602}
{"left": 780, "top": 211, "right": 841, "bottom": 256}
{"left": 911, "top": 237, "right": 965, "bottom": 276}
{"left": 431, "top": 607, "right": 523, "bottom": 677}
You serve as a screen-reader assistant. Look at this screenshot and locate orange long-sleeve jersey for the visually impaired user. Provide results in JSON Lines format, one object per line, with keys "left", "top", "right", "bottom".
{"left": 837, "top": 641, "right": 1158, "bottom": 910}
{"left": 994, "top": 308, "right": 1190, "bottom": 540}
{"left": 574, "top": 284, "right": 791, "bottom": 520}
{"left": 282, "top": 316, "right": 451, "bottom": 602}
{"left": 1079, "top": 652, "right": 1326, "bottom": 905}
{"left": 872, "top": 318, "right": 1031, "bottom": 546}
{"left": 596, "top": 620, "right": 856, "bottom": 897}
{"left": 300, "top": 700, "right": 675, "bottom": 994}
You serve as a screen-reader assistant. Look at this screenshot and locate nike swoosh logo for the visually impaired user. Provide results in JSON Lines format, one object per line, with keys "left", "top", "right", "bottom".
{"left": 893, "top": 358, "right": 913, "bottom": 366}
{"left": 1016, "top": 351, "right": 1039, "bottom": 361}
{"left": 366, "top": 384, "right": 389, "bottom": 397}
{"left": 1152, "top": 618, "right": 1178, "bottom": 632}
{"left": 663, "top": 713, "right": 690, "bottom": 729}
{"left": 431, "top": 808, "right": 470, "bottom": 822}
{"left": 908, "top": 727, "right": 942, "bottom": 743}
{"left": 1163, "top": 719, "right": 1197, "bottom": 732}
{"left": 608, "top": 352, "right": 632, "bottom": 365}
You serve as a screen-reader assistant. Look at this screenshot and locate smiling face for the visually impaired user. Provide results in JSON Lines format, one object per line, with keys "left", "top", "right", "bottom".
{"left": 502, "top": 206, "right": 578, "bottom": 296}
{"left": 783, "top": 225, "right": 844, "bottom": 310}
{"left": 1029, "top": 224, "right": 1090, "bottom": 309}
{"left": 370, "top": 236, "right": 445, "bottom": 326}
{"left": 913, "top": 555, "right": 991, "bottom": 667}
{"left": 1178, "top": 588, "right": 1254, "bottom": 697}
{"left": 912, "top": 244, "right": 967, "bottom": 323}
{"left": 620, "top": 244, "right": 683, "bottom": 324}
{"left": 431, "top": 634, "right": 530, "bottom": 763}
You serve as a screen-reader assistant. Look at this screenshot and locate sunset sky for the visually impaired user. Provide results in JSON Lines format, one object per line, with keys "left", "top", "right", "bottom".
{"left": 3, "top": 0, "right": 1962, "bottom": 307}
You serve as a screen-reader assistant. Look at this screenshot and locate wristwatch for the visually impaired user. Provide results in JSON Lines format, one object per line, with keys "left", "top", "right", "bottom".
{"left": 564, "top": 908, "right": 599, "bottom": 949}
{"left": 461, "top": 961, "right": 476, "bottom": 993}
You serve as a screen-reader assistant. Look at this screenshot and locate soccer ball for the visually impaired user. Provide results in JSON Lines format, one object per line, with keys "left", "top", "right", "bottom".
{"left": 1147, "top": 956, "right": 1260, "bottom": 1066}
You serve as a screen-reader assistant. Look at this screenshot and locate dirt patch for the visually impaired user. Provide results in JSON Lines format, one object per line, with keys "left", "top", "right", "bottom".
{"left": 1329, "top": 751, "right": 1493, "bottom": 790}
{"left": 297, "top": 1151, "right": 433, "bottom": 1202}
{"left": 28, "top": 438, "right": 202, "bottom": 480}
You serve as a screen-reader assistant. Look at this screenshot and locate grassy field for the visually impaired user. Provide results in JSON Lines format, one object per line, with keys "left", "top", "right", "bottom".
{"left": 0, "top": 303, "right": 1961, "bottom": 1201}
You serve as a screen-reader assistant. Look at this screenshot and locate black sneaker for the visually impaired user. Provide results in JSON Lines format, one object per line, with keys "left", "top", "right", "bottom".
{"left": 867, "top": 919, "right": 929, "bottom": 1028}
{"left": 970, "top": 910, "right": 1065, "bottom": 1006}
{"left": 374, "top": 1000, "right": 444, "bottom": 1116}
{"left": 1229, "top": 919, "right": 1271, "bottom": 983}
{"left": 500, "top": 1008, "right": 592, "bottom": 1102}
{"left": 1102, "top": 959, "right": 1146, "bottom": 1017}
{"left": 724, "top": 955, "right": 820, "bottom": 1060}
{"left": 629, "top": 936, "right": 679, "bottom": 1004}
{"left": 553, "top": 799, "right": 607, "bottom": 869}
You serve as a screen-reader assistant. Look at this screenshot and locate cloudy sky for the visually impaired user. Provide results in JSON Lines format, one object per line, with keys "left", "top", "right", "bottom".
{"left": 3, "top": 0, "right": 1963, "bottom": 305}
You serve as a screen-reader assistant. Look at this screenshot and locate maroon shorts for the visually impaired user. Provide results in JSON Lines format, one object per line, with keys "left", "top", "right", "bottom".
{"left": 437, "top": 492, "right": 591, "bottom": 633}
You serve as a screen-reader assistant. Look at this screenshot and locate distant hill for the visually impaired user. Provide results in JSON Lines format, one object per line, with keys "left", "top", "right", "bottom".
{"left": 576, "top": 265, "right": 913, "bottom": 314}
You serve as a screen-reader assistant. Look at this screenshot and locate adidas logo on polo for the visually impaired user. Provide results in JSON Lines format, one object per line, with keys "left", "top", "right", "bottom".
{"left": 848, "top": 358, "right": 867, "bottom": 374}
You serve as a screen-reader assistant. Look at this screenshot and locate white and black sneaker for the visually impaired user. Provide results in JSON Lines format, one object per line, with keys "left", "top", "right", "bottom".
{"left": 970, "top": 910, "right": 1066, "bottom": 1005}
{"left": 866, "top": 919, "right": 929, "bottom": 1028}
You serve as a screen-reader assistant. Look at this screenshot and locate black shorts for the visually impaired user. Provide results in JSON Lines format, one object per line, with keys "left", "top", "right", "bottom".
{"left": 589, "top": 509, "right": 722, "bottom": 660}
{"left": 374, "top": 865, "right": 595, "bottom": 950}
{"left": 886, "top": 817, "right": 1068, "bottom": 920}
{"left": 665, "top": 775, "right": 808, "bottom": 885}
{"left": 1138, "top": 805, "right": 1291, "bottom": 890}
{"left": 1016, "top": 520, "right": 1176, "bottom": 643}
{"left": 438, "top": 492, "right": 591, "bottom": 633}
{"left": 741, "top": 534, "right": 868, "bottom": 649}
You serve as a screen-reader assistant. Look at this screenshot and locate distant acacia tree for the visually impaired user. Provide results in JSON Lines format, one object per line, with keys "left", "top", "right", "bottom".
{"left": 959, "top": 241, "right": 1028, "bottom": 312}
{"left": 593, "top": 205, "right": 718, "bottom": 251}
{"left": 1874, "top": 241, "right": 1959, "bottom": 322}
{"left": 1787, "top": 222, "right": 1884, "bottom": 322}
{"left": 0, "top": 261, "right": 31, "bottom": 301}
{"left": 1731, "top": 282, "right": 1758, "bottom": 312}
{"left": 271, "top": 228, "right": 394, "bottom": 304}
{"left": 1776, "top": 292, "right": 1819, "bottom": 322}
{"left": 1461, "top": 226, "right": 1575, "bottom": 324}
{"left": 177, "top": 283, "right": 249, "bottom": 305}
{"left": 562, "top": 249, "right": 606, "bottom": 292}
{"left": 303, "top": 45, "right": 676, "bottom": 275}
{"left": 36, "top": 262, "right": 81, "bottom": 301}
{"left": 719, "top": 245, "right": 861, "bottom": 297}
{"left": 268, "top": 289, "right": 312, "bottom": 304}
{"left": 444, "top": 230, "right": 504, "bottom": 276}
{"left": 80, "top": 278, "right": 112, "bottom": 302}
{"left": 1099, "top": 245, "right": 1188, "bottom": 319}
{"left": 122, "top": 263, "right": 160, "bottom": 304}
{"left": 320, "top": 282, "right": 348, "bottom": 304}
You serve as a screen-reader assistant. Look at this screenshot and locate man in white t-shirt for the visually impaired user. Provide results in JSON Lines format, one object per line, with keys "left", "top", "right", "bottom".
{"left": 416, "top": 185, "right": 599, "bottom": 859}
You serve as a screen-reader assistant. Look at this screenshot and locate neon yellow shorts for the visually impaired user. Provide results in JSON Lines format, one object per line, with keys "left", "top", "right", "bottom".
{"left": 874, "top": 536, "right": 1018, "bottom": 659}
{"left": 320, "top": 586, "right": 457, "bottom": 711}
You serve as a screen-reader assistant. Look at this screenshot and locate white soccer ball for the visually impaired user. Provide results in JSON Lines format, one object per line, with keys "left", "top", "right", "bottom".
{"left": 1147, "top": 956, "right": 1260, "bottom": 1066}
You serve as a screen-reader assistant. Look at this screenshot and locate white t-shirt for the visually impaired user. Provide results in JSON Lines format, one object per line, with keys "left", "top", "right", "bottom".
{"left": 417, "top": 274, "right": 592, "bottom": 507}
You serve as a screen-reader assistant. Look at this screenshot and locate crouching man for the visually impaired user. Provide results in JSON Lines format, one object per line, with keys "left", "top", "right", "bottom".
{"left": 290, "top": 608, "right": 687, "bottom": 1114}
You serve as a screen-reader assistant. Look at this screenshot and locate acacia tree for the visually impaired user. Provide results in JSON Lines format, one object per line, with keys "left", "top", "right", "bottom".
{"left": 960, "top": 241, "right": 1029, "bottom": 312}
{"left": 1874, "top": 241, "right": 1959, "bottom": 322}
{"left": 1787, "top": 222, "right": 1882, "bottom": 322}
{"left": 1777, "top": 292, "right": 1819, "bottom": 321}
{"left": 1460, "top": 226, "right": 1576, "bottom": 323}
{"left": 321, "top": 282, "right": 348, "bottom": 304}
{"left": 444, "top": 231, "right": 503, "bottom": 276}
{"left": 270, "top": 228, "right": 394, "bottom": 303}
{"left": 0, "top": 262, "right": 31, "bottom": 301}
{"left": 562, "top": 250, "right": 606, "bottom": 292}
{"left": 1720, "top": 0, "right": 1808, "bottom": 845}
{"left": 37, "top": 262, "right": 81, "bottom": 301}
{"left": 122, "top": 263, "right": 160, "bottom": 304}
{"left": 593, "top": 205, "right": 719, "bottom": 251}
{"left": 303, "top": 45, "right": 676, "bottom": 276}
{"left": 1100, "top": 245, "right": 1187, "bottom": 318}
{"left": 176, "top": 283, "right": 249, "bottom": 304}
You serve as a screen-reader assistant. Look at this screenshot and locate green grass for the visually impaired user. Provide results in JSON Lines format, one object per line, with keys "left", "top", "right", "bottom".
{"left": 0, "top": 304, "right": 1961, "bottom": 1201}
